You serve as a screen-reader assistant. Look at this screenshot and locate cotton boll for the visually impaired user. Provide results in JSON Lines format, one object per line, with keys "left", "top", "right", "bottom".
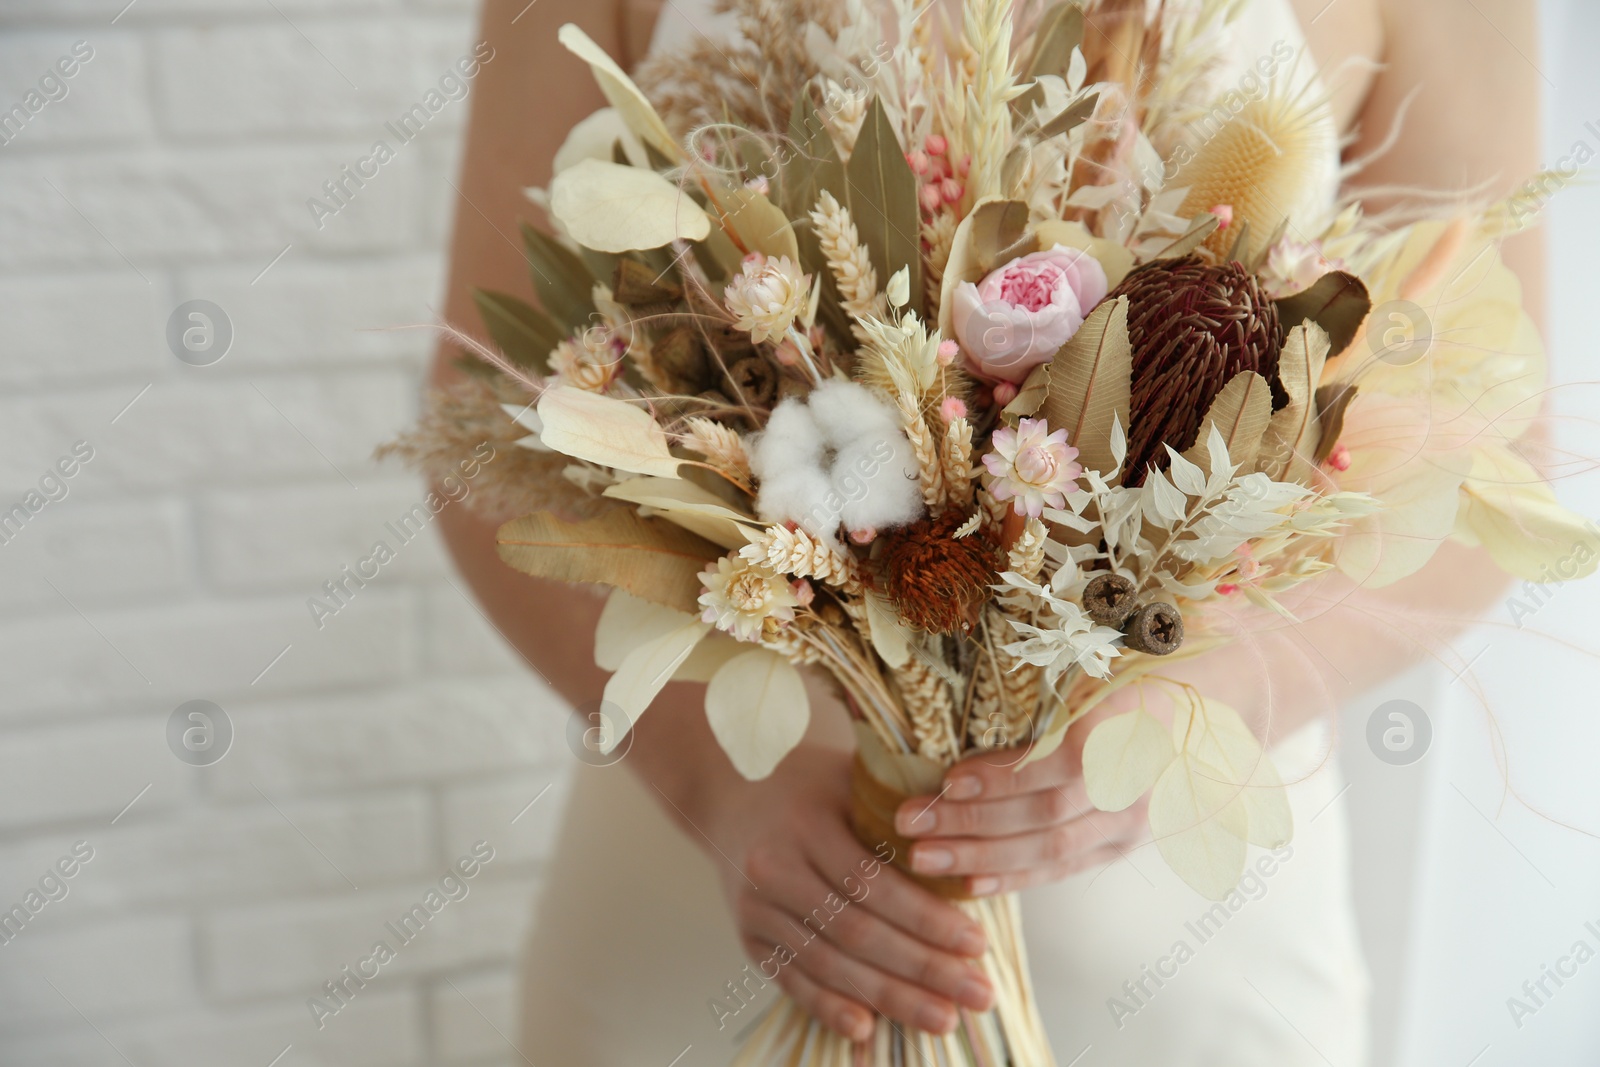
{"left": 757, "top": 466, "right": 842, "bottom": 542}
{"left": 749, "top": 398, "right": 824, "bottom": 482}
{"left": 834, "top": 431, "right": 924, "bottom": 534}
{"left": 807, "top": 380, "right": 900, "bottom": 448}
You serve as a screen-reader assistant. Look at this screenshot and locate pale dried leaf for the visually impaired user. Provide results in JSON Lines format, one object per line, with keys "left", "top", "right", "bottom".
{"left": 1180, "top": 371, "right": 1272, "bottom": 473}
{"left": 536, "top": 385, "right": 683, "bottom": 478}
{"left": 601, "top": 618, "right": 711, "bottom": 751}
{"left": 706, "top": 649, "right": 811, "bottom": 780}
{"left": 496, "top": 510, "right": 720, "bottom": 614}
{"left": 604, "top": 476, "right": 760, "bottom": 549}
{"left": 558, "top": 24, "right": 681, "bottom": 162}
{"left": 1040, "top": 296, "right": 1133, "bottom": 479}
{"left": 549, "top": 159, "right": 711, "bottom": 253}
{"left": 1148, "top": 754, "right": 1250, "bottom": 900}
{"left": 1083, "top": 708, "right": 1177, "bottom": 812}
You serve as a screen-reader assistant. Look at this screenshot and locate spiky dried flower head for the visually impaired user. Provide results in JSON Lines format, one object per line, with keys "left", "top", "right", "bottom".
{"left": 1109, "top": 256, "right": 1283, "bottom": 483}
{"left": 876, "top": 509, "right": 1000, "bottom": 635}
{"left": 1174, "top": 82, "right": 1337, "bottom": 262}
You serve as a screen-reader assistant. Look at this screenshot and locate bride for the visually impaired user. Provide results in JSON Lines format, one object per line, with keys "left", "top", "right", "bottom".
{"left": 431, "top": 0, "right": 1544, "bottom": 1061}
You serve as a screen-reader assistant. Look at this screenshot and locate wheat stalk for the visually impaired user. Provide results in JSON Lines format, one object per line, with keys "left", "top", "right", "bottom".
{"left": 893, "top": 654, "right": 962, "bottom": 761}
{"left": 940, "top": 415, "right": 975, "bottom": 509}
{"left": 741, "top": 525, "right": 863, "bottom": 592}
{"left": 680, "top": 417, "right": 752, "bottom": 484}
{"left": 810, "top": 191, "right": 886, "bottom": 337}
{"left": 962, "top": 0, "right": 1017, "bottom": 204}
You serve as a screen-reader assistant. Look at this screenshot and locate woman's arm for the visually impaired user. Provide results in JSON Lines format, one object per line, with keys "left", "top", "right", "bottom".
{"left": 432, "top": 0, "right": 995, "bottom": 1040}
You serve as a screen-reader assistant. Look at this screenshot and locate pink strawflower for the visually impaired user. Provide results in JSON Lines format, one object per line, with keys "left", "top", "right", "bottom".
{"left": 982, "top": 418, "right": 1081, "bottom": 517}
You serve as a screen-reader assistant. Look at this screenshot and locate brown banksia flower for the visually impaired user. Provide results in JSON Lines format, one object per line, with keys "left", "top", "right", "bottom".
{"left": 1109, "top": 257, "right": 1284, "bottom": 484}
{"left": 876, "top": 510, "right": 999, "bottom": 635}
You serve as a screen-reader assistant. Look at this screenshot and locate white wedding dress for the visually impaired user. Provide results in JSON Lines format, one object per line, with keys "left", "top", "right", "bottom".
{"left": 519, "top": 3, "right": 1370, "bottom": 1063}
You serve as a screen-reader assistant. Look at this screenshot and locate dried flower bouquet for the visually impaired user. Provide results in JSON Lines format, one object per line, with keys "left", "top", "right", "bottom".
{"left": 388, "top": 0, "right": 1594, "bottom": 1060}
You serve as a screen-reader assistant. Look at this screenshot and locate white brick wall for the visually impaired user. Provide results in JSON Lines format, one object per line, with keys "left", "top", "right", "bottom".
{"left": 0, "top": 3, "right": 564, "bottom": 1064}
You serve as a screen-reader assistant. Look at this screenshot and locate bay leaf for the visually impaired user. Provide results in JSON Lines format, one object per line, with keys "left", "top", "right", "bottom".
{"left": 1274, "top": 271, "right": 1371, "bottom": 358}
{"left": 846, "top": 97, "right": 923, "bottom": 312}
{"left": 519, "top": 222, "right": 597, "bottom": 333}
{"left": 471, "top": 289, "right": 562, "bottom": 373}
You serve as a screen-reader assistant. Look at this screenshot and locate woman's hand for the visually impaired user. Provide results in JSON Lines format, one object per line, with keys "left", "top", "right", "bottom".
{"left": 707, "top": 743, "right": 996, "bottom": 1041}
{"left": 893, "top": 713, "right": 1149, "bottom": 896}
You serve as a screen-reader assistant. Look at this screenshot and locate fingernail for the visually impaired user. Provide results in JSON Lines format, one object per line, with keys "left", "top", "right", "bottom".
{"left": 956, "top": 927, "right": 987, "bottom": 956}
{"left": 912, "top": 847, "right": 953, "bottom": 873}
{"left": 947, "top": 776, "right": 981, "bottom": 800}
{"left": 897, "top": 806, "right": 935, "bottom": 834}
{"left": 970, "top": 876, "right": 1000, "bottom": 896}
{"left": 957, "top": 978, "right": 993, "bottom": 1010}
{"left": 844, "top": 1011, "right": 874, "bottom": 1043}
{"left": 917, "top": 1003, "right": 956, "bottom": 1033}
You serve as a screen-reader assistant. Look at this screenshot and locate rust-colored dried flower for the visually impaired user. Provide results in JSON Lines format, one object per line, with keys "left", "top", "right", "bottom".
{"left": 876, "top": 510, "right": 999, "bottom": 634}
{"left": 1109, "top": 257, "right": 1283, "bottom": 483}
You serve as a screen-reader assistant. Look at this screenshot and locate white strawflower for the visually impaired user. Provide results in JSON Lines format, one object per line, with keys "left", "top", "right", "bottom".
{"left": 699, "top": 556, "right": 800, "bottom": 642}
{"left": 724, "top": 255, "right": 809, "bottom": 344}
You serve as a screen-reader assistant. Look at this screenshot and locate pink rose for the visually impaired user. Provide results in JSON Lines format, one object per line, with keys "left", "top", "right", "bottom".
{"left": 951, "top": 245, "right": 1109, "bottom": 384}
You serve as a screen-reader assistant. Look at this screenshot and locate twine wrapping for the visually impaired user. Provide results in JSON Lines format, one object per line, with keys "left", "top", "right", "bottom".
{"left": 848, "top": 754, "right": 974, "bottom": 901}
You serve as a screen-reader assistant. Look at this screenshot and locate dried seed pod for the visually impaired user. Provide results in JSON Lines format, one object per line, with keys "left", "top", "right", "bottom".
{"left": 726, "top": 354, "right": 780, "bottom": 406}
{"left": 1082, "top": 572, "right": 1139, "bottom": 627}
{"left": 1122, "top": 602, "right": 1184, "bottom": 656}
{"left": 652, "top": 327, "right": 711, "bottom": 392}
{"left": 612, "top": 257, "right": 683, "bottom": 305}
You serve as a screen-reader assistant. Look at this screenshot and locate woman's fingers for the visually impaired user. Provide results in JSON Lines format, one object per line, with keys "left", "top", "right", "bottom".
{"left": 896, "top": 783, "right": 1085, "bottom": 839}
{"left": 819, "top": 892, "right": 994, "bottom": 1011}
{"left": 908, "top": 807, "right": 1146, "bottom": 878}
{"left": 939, "top": 748, "right": 1078, "bottom": 802}
{"left": 743, "top": 902, "right": 965, "bottom": 1035}
{"left": 742, "top": 933, "right": 875, "bottom": 1042}
{"left": 959, "top": 843, "right": 1131, "bottom": 896}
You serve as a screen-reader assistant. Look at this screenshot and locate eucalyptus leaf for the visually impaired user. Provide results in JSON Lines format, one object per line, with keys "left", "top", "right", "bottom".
{"left": 706, "top": 650, "right": 811, "bottom": 780}
{"left": 549, "top": 159, "right": 712, "bottom": 253}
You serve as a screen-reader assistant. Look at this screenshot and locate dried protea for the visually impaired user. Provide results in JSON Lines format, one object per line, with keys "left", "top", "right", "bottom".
{"left": 876, "top": 510, "right": 999, "bottom": 635}
{"left": 1109, "top": 257, "right": 1283, "bottom": 483}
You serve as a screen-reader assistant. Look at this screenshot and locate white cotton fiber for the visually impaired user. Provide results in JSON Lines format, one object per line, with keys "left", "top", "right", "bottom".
{"left": 807, "top": 379, "right": 901, "bottom": 445}
{"left": 748, "top": 381, "right": 925, "bottom": 542}
{"left": 835, "top": 432, "right": 923, "bottom": 533}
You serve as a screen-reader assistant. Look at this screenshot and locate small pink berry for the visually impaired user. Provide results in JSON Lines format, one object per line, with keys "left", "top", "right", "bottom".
{"left": 1217, "top": 583, "right": 1239, "bottom": 596}
{"left": 936, "top": 338, "right": 959, "bottom": 366}
{"left": 906, "top": 149, "right": 930, "bottom": 175}
{"left": 745, "top": 175, "right": 771, "bottom": 196}
{"left": 849, "top": 527, "right": 877, "bottom": 546}
{"left": 742, "top": 251, "right": 766, "bottom": 269}
{"left": 939, "top": 396, "right": 968, "bottom": 423}
{"left": 924, "top": 134, "right": 948, "bottom": 156}
{"left": 1327, "top": 442, "right": 1352, "bottom": 472}
{"left": 956, "top": 154, "right": 972, "bottom": 177}
{"left": 919, "top": 183, "right": 944, "bottom": 213}
{"left": 773, "top": 340, "right": 801, "bottom": 366}
{"left": 791, "top": 579, "right": 815, "bottom": 607}
{"left": 1209, "top": 204, "right": 1234, "bottom": 230}
{"left": 940, "top": 178, "right": 963, "bottom": 204}
{"left": 992, "top": 382, "right": 1019, "bottom": 407}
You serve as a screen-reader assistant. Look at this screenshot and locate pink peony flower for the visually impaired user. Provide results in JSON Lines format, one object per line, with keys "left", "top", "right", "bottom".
{"left": 951, "top": 245, "right": 1108, "bottom": 384}
{"left": 982, "top": 417, "right": 1082, "bottom": 517}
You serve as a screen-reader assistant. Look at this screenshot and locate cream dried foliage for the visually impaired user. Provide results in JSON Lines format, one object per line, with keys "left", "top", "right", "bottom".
{"left": 961, "top": 0, "right": 1019, "bottom": 205}
{"left": 376, "top": 378, "right": 615, "bottom": 522}
{"left": 809, "top": 191, "right": 886, "bottom": 337}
